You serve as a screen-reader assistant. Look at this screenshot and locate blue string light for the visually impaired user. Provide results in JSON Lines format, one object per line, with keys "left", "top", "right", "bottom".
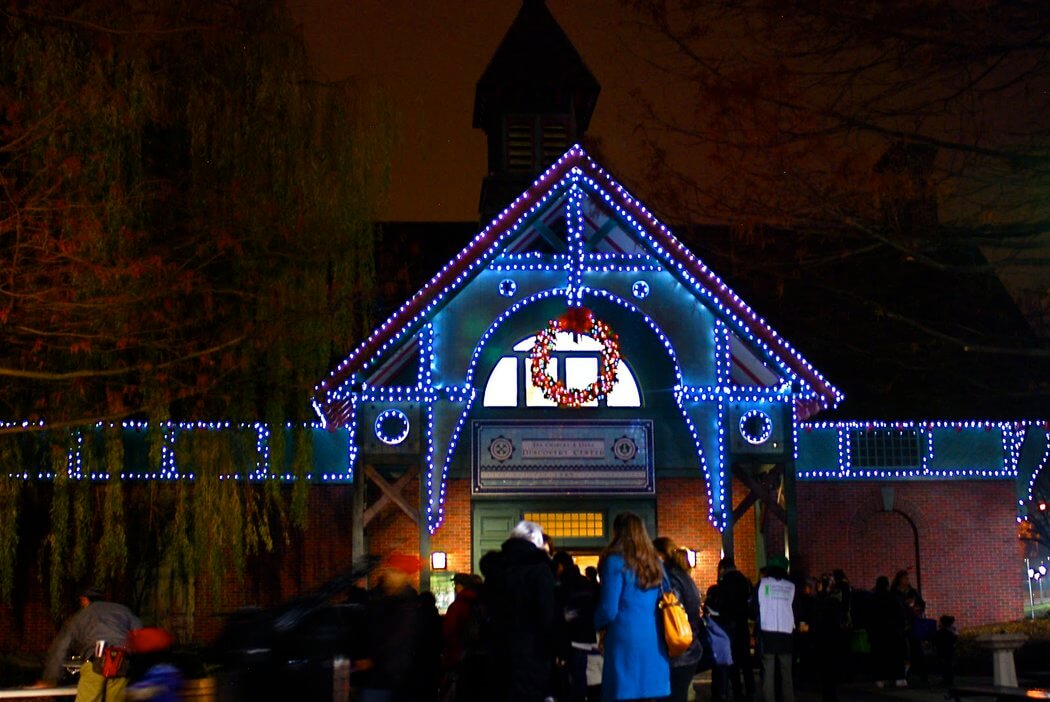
{"left": 313, "top": 146, "right": 843, "bottom": 427}
{"left": 796, "top": 420, "right": 1047, "bottom": 481}
{"left": 739, "top": 410, "right": 774, "bottom": 445}
{"left": 0, "top": 421, "right": 351, "bottom": 483}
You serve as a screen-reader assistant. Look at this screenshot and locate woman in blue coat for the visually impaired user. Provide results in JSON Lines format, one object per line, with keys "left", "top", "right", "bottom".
{"left": 594, "top": 512, "right": 671, "bottom": 701}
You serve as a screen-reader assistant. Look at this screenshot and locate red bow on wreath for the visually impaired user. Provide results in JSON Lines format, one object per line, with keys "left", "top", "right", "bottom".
{"left": 559, "top": 306, "right": 594, "bottom": 334}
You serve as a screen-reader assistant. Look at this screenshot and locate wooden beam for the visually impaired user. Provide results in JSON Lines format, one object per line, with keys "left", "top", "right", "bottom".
{"left": 732, "top": 464, "right": 787, "bottom": 525}
{"left": 419, "top": 471, "right": 431, "bottom": 591}
{"left": 731, "top": 491, "right": 760, "bottom": 525}
{"left": 352, "top": 463, "right": 366, "bottom": 560}
{"left": 363, "top": 465, "right": 419, "bottom": 526}
{"left": 783, "top": 461, "right": 799, "bottom": 561}
{"left": 534, "top": 221, "right": 568, "bottom": 252}
{"left": 586, "top": 218, "right": 619, "bottom": 249}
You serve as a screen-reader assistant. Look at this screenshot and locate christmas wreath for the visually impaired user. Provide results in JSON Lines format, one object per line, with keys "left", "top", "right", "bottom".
{"left": 529, "top": 307, "right": 621, "bottom": 407}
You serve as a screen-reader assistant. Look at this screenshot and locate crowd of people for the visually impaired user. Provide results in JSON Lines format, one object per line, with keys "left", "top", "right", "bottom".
{"left": 33, "top": 515, "right": 957, "bottom": 702}
{"left": 346, "top": 513, "right": 958, "bottom": 702}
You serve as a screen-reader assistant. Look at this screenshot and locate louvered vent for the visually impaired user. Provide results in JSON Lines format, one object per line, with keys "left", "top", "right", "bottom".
{"left": 541, "top": 119, "right": 569, "bottom": 165}
{"left": 506, "top": 120, "right": 534, "bottom": 171}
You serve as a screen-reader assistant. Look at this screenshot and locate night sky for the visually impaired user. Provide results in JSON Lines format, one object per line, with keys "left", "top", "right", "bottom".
{"left": 293, "top": 0, "right": 667, "bottom": 222}
{"left": 292, "top": 0, "right": 1047, "bottom": 383}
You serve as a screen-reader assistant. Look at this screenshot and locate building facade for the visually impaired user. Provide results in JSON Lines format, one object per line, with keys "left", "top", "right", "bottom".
{"left": 308, "top": 0, "right": 1048, "bottom": 629}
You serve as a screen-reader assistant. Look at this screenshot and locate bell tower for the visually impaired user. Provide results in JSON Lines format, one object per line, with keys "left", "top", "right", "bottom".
{"left": 473, "top": 0, "right": 600, "bottom": 222}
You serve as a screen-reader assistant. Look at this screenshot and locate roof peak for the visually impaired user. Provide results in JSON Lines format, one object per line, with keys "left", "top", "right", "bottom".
{"left": 315, "top": 146, "right": 843, "bottom": 426}
{"left": 473, "top": 0, "right": 600, "bottom": 129}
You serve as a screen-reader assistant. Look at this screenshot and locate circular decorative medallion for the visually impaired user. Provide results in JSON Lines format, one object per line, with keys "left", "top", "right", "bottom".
{"left": 739, "top": 409, "right": 774, "bottom": 445}
{"left": 488, "top": 436, "right": 514, "bottom": 462}
{"left": 529, "top": 307, "right": 621, "bottom": 408}
{"left": 612, "top": 436, "right": 638, "bottom": 462}
{"left": 374, "top": 409, "right": 410, "bottom": 446}
{"left": 498, "top": 279, "right": 517, "bottom": 297}
{"left": 632, "top": 280, "right": 650, "bottom": 299}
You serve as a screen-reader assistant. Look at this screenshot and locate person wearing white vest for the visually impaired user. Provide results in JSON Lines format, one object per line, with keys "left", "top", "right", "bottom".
{"left": 756, "top": 555, "right": 795, "bottom": 702}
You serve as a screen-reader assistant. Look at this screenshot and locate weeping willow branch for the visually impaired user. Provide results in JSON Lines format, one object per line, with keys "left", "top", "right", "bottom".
{"left": 0, "top": 472, "right": 20, "bottom": 603}
{"left": 95, "top": 427, "right": 127, "bottom": 581}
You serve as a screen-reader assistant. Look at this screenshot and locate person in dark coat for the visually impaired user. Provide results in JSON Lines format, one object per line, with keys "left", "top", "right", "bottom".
{"left": 892, "top": 570, "right": 927, "bottom": 686}
{"left": 552, "top": 551, "right": 600, "bottom": 702}
{"left": 792, "top": 577, "right": 818, "bottom": 688}
{"left": 417, "top": 590, "right": 443, "bottom": 702}
{"left": 711, "top": 557, "right": 755, "bottom": 702}
{"left": 933, "top": 615, "right": 957, "bottom": 686}
{"left": 654, "top": 537, "right": 704, "bottom": 702}
{"left": 811, "top": 573, "right": 850, "bottom": 702}
{"left": 868, "top": 575, "right": 907, "bottom": 688}
{"left": 356, "top": 564, "right": 421, "bottom": 702}
{"left": 486, "top": 520, "right": 557, "bottom": 702}
{"left": 443, "top": 573, "right": 487, "bottom": 702}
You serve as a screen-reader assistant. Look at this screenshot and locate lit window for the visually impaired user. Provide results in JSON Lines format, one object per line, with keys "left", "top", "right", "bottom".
{"left": 482, "top": 334, "right": 642, "bottom": 408}
{"left": 523, "top": 512, "right": 604, "bottom": 538}
{"left": 607, "top": 369, "right": 641, "bottom": 407}
{"left": 564, "top": 357, "right": 599, "bottom": 407}
{"left": 484, "top": 357, "right": 519, "bottom": 407}
{"left": 526, "top": 360, "right": 558, "bottom": 407}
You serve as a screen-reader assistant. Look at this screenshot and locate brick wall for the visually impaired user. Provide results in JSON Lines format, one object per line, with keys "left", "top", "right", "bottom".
{"left": 656, "top": 477, "right": 723, "bottom": 595}
{"left": 796, "top": 480, "right": 1021, "bottom": 628}
{"left": 430, "top": 478, "right": 471, "bottom": 575}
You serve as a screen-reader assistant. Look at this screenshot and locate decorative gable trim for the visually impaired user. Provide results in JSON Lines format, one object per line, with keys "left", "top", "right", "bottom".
{"left": 315, "top": 146, "right": 842, "bottom": 426}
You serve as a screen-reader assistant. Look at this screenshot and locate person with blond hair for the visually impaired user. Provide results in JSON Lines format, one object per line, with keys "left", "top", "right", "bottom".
{"left": 594, "top": 512, "right": 670, "bottom": 701}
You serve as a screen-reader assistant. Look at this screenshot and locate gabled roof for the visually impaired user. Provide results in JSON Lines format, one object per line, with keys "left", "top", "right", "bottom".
{"left": 314, "top": 146, "right": 842, "bottom": 426}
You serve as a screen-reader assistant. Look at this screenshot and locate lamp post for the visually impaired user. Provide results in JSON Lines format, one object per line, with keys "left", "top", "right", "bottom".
{"left": 1026, "top": 559, "right": 1036, "bottom": 618}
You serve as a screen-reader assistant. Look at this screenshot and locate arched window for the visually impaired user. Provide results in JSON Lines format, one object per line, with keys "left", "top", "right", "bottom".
{"left": 483, "top": 332, "right": 641, "bottom": 408}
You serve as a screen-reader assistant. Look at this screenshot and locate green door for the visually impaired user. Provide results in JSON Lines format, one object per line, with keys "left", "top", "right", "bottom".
{"left": 472, "top": 503, "right": 518, "bottom": 572}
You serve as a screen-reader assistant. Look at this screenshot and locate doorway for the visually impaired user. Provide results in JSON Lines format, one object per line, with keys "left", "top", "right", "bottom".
{"left": 471, "top": 499, "right": 657, "bottom": 572}
{"left": 571, "top": 552, "right": 600, "bottom": 574}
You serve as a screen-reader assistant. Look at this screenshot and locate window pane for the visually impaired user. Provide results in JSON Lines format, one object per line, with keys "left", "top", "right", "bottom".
{"left": 526, "top": 359, "right": 558, "bottom": 407}
{"left": 565, "top": 356, "right": 599, "bottom": 407}
{"left": 483, "top": 357, "right": 519, "bottom": 407}
{"left": 607, "top": 360, "right": 641, "bottom": 407}
{"left": 523, "top": 511, "right": 604, "bottom": 538}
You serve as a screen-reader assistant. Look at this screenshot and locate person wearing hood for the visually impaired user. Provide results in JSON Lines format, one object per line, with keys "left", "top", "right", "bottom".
{"left": 485, "top": 520, "right": 557, "bottom": 702}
